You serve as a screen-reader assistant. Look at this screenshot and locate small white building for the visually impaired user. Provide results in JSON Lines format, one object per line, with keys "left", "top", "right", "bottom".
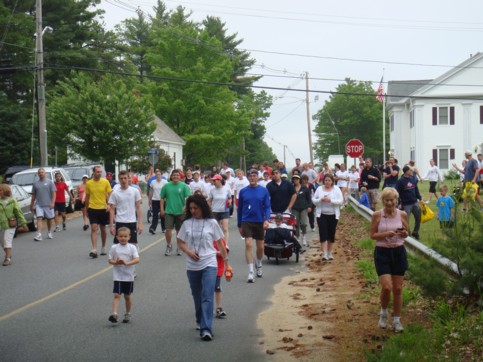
{"left": 152, "top": 115, "right": 186, "bottom": 171}
{"left": 387, "top": 53, "right": 483, "bottom": 177}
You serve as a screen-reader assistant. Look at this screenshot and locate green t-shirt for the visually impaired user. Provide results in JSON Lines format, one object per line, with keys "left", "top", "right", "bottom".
{"left": 160, "top": 181, "right": 191, "bottom": 215}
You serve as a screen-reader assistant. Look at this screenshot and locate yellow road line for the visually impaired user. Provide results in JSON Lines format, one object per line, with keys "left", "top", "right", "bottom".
{"left": 0, "top": 237, "right": 164, "bottom": 322}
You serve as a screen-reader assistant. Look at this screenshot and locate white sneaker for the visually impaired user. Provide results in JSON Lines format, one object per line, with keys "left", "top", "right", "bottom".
{"left": 54, "top": 225, "right": 61, "bottom": 232}
{"left": 302, "top": 235, "right": 307, "bottom": 247}
{"left": 256, "top": 266, "right": 263, "bottom": 278}
{"left": 392, "top": 320, "right": 404, "bottom": 333}
{"left": 378, "top": 314, "right": 388, "bottom": 329}
{"left": 100, "top": 247, "right": 107, "bottom": 255}
{"left": 322, "top": 252, "right": 328, "bottom": 261}
{"left": 247, "top": 271, "right": 255, "bottom": 283}
{"left": 34, "top": 233, "right": 42, "bottom": 241}
{"left": 327, "top": 252, "right": 334, "bottom": 260}
{"left": 48, "top": 232, "right": 53, "bottom": 239}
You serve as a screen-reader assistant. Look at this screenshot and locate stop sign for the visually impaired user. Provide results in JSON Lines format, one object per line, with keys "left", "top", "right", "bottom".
{"left": 345, "top": 139, "right": 364, "bottom": 158}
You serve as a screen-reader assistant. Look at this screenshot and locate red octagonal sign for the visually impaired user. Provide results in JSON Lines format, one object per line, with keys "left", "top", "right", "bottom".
{"left": 345, "top": 139, "right": 364, "bottom": 158}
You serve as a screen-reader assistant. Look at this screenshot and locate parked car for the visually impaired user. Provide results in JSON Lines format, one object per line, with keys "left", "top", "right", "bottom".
{"left": 3, "top": 165, "right": 32, "bottom": 184}
{"left": 10, "top": 184, "right": 36, "bottom": 231}
{"left": 11, "top": 167, "right": 74, "bottom": 213}
{"left": 64, "top": 164, "right": 106, "bottom": 189}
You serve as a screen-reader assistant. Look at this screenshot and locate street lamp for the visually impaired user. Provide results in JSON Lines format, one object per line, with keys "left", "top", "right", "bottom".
{"left": 325, "top": 110, "right": 341, "bottom": 154}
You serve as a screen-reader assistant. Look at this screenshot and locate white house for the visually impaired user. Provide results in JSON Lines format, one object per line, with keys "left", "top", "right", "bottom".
{"left": 152, "top": 115, "right": 186, "bottom": 171}
{"left": 387, "top": 53, "right": 483, "bottom": 177}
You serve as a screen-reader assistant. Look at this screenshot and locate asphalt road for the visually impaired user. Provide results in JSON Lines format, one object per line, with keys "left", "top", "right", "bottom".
{"left": 0, "top": 198, "right": 303, "bottom": 362}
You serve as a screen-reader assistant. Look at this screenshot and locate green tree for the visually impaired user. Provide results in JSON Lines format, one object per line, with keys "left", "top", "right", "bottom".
{"left": 48, "top": 73, "right": 156, "bottom": 165}
{"left": 312, "top": 78, "right": 387, "bottom": 164}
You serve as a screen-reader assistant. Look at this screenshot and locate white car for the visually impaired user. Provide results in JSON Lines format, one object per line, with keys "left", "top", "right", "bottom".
{"left": 10, "top": 184, "right": 36, "bottom": 231}
{"left": 11, "top": 167, "right": 74, "bottom": 213}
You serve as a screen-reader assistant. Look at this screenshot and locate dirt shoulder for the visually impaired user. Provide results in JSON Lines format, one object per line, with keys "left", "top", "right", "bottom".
{"left": 257, "top": 211, "right": 427, "bottom": 361}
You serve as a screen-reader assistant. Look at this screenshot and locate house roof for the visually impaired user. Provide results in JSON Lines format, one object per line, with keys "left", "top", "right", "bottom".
{"left": 387, "top": 80, "right": 433, "bottom": 104}
{"left": 152, "top": 115, "right": 185, "bottom": 146}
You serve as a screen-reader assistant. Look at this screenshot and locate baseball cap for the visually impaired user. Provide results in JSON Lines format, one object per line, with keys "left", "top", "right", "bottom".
{"left": 465, "top": 149, "right": 473, "bottom": 155}
{"left": 211, "top": 174, "right": 222, "bottom": 180}
{"left": 281, "top": 173, "right": 288, "bottom": 178}
{"left": 292, "top": 174, "right": 300, "bottom": 179}
{"left": 82, "top": 174, "right": 89, "bottom": 179}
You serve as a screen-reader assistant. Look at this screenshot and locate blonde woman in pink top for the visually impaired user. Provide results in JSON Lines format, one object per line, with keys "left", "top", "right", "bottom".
{"left": 370, "top": 187, "right": 409, "bottom": 333}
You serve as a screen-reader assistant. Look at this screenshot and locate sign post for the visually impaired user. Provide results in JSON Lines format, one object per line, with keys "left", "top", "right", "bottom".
{"left": 147, "top": 148, "right": 160, "bottom": 165}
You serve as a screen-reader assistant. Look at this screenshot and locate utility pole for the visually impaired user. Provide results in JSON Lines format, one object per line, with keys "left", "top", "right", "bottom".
{"left": 36, "top": 0, "right": 47, "bottom": 166}
{"left": 305, "top": 72, "right": 314, "bottom": 164}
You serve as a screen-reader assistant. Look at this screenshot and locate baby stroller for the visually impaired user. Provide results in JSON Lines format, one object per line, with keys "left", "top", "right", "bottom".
{"left": 264, "top": 213, "right": 300, "bottom": 264}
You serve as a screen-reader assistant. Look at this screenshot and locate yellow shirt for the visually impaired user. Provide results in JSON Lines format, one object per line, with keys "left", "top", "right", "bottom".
{"left": 85, "top": 178, "right": 112, "bottom": 210}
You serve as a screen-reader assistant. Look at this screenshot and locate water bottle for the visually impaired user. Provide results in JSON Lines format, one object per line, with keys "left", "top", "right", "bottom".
{"left": 225, "top": 266, "right": 233, "bottom": 282}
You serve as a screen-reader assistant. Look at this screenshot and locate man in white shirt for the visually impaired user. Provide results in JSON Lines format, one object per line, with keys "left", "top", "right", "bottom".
{"left": 148, "top": 170, "right": 168, "bottom": 234}
{"left": 219, "top": 161, "right": 235, "bottom": 177}
{"left": 224, "top": 170, "right": 236, "bottom": 216}
{"left": 234, "top": 169, "right": 249, "bottom": 207}
{"left": 109, "top": 170, "right": 142, "bottom": 245}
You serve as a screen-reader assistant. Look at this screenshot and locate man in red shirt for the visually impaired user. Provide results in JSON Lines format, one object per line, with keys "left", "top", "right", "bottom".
{"left": 54, "top": 172, "right": 69, "bottom": 231}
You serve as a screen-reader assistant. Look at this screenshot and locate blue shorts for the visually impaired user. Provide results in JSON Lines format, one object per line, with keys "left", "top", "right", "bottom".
{"left": 374, "top": 246, "right": 408, "bottom": 276}
{"left": 113, "top": 281, "right": 134, "bottom": 295}
{"left": 215, "top": 276, "right": 222, "bottom": 292}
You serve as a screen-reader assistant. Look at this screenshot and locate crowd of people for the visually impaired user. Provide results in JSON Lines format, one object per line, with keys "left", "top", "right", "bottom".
{"left": 3, "top": 150, "right": 481, "bottom": 340}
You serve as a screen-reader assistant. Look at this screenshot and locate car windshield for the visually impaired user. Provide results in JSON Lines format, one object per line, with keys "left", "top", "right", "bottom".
{"left": 12, "top": 172, "right": 52, "bottom": 186}
{"left": 11, "top": 185, "right": 28, "bottom": 200}
{"left": 66, "top": 168, "right": 87, "bottom": 181}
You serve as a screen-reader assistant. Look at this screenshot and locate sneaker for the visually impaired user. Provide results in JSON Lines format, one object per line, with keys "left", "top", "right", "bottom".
{"left": 215, "top": 308, "right": 227, "bottom": 319}
{"left": 311, "top": 228, "right": 315, "bottom": 232}
{"left": 165, "top": 244, "right": 172, "bottom": 256}
{"left": 149, "top": 228, "right": 155, "bottom": 235}
{"left": 176, "top": 248, "right": 182, "bottom": 256}
{"left": 327, "top": 252, "right": 334, "bottom": 260}
{"left": 2, "top": 258, "right": 11, "bottom": 266}
{"left": 247, "top": 271, "right": 255, "bottom": 283}
{"left": 378, "top": 314, "right": 388, "bottom": 329}
{"left": 108, "top": 314, "right": 118, "bottom": 323}
{"left": 83, "top": 224, "right": 89, "bottom": 231}
{"left": 302, "top": 235, "right": 307, "bottom": 247}
{"left": 195, "top": 324, "right": 201, "bottom": 330}
{"left": 48, "top": 232, "right": 53, "bottom": 239}
{"left": 89, "top": 250, "right": 98, "bottom": 258}
{"left": 256, "top": 266, "right": 263, "bottom": 278}
{"left": 201, "top": 331, "right": 213, "bottom": 341}
{"left": 63, "top": 223, "right": 66, "bottom": 231}
{"left": 34, "top": 233, "right": 42, "bottom": 241}
{"left": 322, "top": 252, "right": 329, "bottom": 261}
{"left": 100, "top": 247, "right": 107, "bottom": 255}
{"left": 162, "top": 229, "right": 166, "bottom": 233}
{"left": 122, "top": 313, "right": 131, "bottom": 323}
{"left": 54, "top": 225, "right": 61, "bottom": 232}
{"left": 392, "top": 320, "right": 404, "bottom": 333}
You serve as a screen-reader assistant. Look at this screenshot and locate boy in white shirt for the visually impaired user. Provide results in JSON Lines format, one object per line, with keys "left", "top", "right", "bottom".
{"left": 108, "top": 227, "right": 140, "bottom": 323}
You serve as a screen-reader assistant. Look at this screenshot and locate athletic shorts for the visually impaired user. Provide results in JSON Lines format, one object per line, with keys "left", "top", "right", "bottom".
{"left": 113, "top": 222, "right": 138, "bottom": 244}
{"left": 374, "top": 245, "right": 408, "bottom": 276}
{"left": 429, "top": 181, "right": 437, "bottom": 193}
{"left": 35, "top": 205, "right": 55, "bottom": 220}
{"left": 215, "top": 276, "right": 222, "bottom": 292}
{"left": 88, "top": 208, "right": 109, "bottom": 225}
{"left": 240, "top": 222, "right": 265, "bottom": 240}
{"left": 113, "top": 281, "right": 134, "bottom": 295}
{"left": 213, "top": 212, "right": 229, "bottom": 221}
{"left": 164, "top": 214, "right": 184, "bottom": 231}
{"left": 368, "top": 189, "right": 379, "bottom": 205}
{"left": 0, "top": 228, "right": 16, "bottom": 249}
{"left": 54, "top": 202, "right": 66, "bottom": 212}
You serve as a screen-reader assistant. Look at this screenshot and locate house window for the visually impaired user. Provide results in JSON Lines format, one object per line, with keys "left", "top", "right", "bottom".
{"left": 432, "top": 106, "right": 455, "bottom": 126}
{"left": 432, "top": 148, "right": 455, "bottom": 169}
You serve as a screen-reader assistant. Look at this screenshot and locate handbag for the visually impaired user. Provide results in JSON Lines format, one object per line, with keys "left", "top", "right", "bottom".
{"left": 8, "top": 217, "right": 17, "bottom": 228}
{"left": 420, "top": 202, "right": 434, "bottom": 224}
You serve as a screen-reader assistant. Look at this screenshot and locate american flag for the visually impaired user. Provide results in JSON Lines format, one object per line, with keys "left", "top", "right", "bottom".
{"left": 375, "top": 77, "right": 384, "bottom": 103}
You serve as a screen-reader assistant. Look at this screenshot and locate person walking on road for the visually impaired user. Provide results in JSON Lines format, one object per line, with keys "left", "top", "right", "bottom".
{"left": 177, "top": 194, "right": 228, "bottom": 341}
{"left": 74, "top": 175, "right": 90, "bottom": 230}
{"left": 53, "top": 172, "right": 69, "bottom": 232}
{"left": 291, "top": 174, "right": 312, "bottom": 246}
{"left": 0, "top": 184, "right": 27, "bottom": 266}
{"left": 237, "top": 169, "right": 271, "bottom": 282}
{"left": 370, "top": 187, "right": 409, "bottom": 333}
{"left": 266, "top": 169, "right": 296, "bottom": 213}
{"left": 109, "top": 170, "right": 143, "bottom": 245}
{"left": 148, "top": 170, "right": 167, "bottom": 234}
{"left": 208, "top": 174, "right": 231, "bottom": 243}
{"left": 30, "top": 168, "right": 56, "bottom": 241}
{"left": 108, "top": 227, "right": 140, "bottom": 324}
{"left": 396, "top": 166, "right": 422, "bottom": 239}
{"left": 85, "top": 165, "right": 112, "bottom": 258}
{"left": 160, "top": 169, "right": 191, "bottom": 256}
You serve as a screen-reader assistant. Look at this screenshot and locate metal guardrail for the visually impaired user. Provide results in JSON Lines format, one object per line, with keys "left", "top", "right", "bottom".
{"left": 347, "top": 195, "right": 460, "bottom": 276}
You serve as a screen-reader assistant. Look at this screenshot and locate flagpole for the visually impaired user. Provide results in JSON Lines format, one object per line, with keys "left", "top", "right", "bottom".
{"left": 382, "top": 69, "right": 386, "bottom": 164}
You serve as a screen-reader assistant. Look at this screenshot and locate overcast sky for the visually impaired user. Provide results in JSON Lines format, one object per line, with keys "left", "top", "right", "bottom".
{"left": 98, "top": 0, "right": 483, "bottom": 168}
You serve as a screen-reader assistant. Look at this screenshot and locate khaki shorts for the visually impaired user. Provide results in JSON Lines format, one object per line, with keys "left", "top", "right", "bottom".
{"left": 0, "top": 228, "right": 15, "bottom": 249}
{"left": 368, "top": 189, "right": 379, "bottom": 205}
{"left": 165, "top": 214, "right": 184, "bottom": 231}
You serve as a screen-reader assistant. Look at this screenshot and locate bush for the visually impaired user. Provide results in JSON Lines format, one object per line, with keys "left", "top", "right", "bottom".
{"left": 406, "top": 255, "right": 450, "bottom": 298}
{"left": 444, "top": 169, "right": 460, "bottom": 181}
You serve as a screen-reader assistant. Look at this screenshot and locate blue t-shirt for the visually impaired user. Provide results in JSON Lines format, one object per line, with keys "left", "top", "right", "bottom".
{"left": 464, "top": 158, "right": 479, "bottom": 182}
{"left": 436, "top": 195, "right": 454, "bottom": 222}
